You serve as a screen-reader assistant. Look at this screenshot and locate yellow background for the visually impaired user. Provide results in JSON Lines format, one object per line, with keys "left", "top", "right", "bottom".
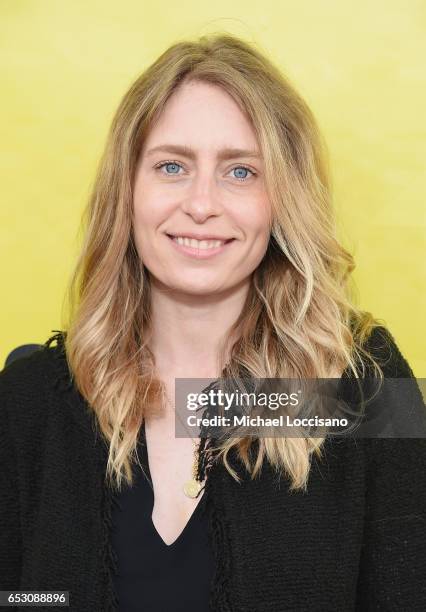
{"left": 1, "top": 1, "right": 425, "bottom": 375}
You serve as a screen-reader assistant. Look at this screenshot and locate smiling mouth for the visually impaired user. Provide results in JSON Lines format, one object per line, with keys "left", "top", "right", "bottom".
{"left": 166, "top": 234, "right": 235, "bottom": 250}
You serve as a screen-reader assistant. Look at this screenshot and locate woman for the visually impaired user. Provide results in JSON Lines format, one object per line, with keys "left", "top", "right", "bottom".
{"left": 1, "top": 33, "right": 425, "bottom": 612}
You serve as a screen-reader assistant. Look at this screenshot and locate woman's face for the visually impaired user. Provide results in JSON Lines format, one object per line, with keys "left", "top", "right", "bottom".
{"left": 133, "top": 80, "right": 272, "bottom": 297}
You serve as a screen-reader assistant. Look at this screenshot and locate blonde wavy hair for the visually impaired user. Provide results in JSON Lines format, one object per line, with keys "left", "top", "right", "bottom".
{"left": 61, "top": 33, "right": 384, "bottom": 492}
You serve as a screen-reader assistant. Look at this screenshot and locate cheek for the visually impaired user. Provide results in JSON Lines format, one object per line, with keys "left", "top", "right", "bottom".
{"left": 234, "top": 199, "right": 271, "bottom": 240}
{"left": 132, "top": 200, "right": 156, "bottom": 261}
{"left": 133, "top": 204, "right": 149, "bottom": 232}
{"left": 133, "top": 179, "right": 177, "bottom": 229}
{"left": 133, "top": 193, "right": 161, "bottom": 235}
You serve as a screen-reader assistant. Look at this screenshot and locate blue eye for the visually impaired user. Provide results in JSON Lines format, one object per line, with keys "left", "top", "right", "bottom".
{"left": 154, "top": 161, "right": 256, "bottom": 181}
{"left": 231, "top": 166, "right": 254, "bottom": 181}
{"left": 156, "top": 161, "right": 183, "bottom": 175}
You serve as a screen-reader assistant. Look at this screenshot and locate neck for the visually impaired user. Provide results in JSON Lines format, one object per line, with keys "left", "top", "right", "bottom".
{"left": 147, "top": 276, "right": 250, "bottom": 379}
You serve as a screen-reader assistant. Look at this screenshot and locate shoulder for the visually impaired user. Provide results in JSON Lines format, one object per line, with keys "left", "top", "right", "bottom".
{"left": 0, "top": 331, "right": 74, "bottom": 427}
{"left": 334, "top": 324, "right": 426, "bottom": 454}
{"left": 1, "top": 331, "right": 69, "bottom": 391}
{"left": 0, "top": 332, "right": 103, "bottom": 488}
{"left": 362, "top": 325, "right": 425, "bottom": 425}
{"left": 359, "top": 326, "right": 426, "bottom": 471}
{"left": 340, "top": 324, "right": 422, "bottom": 410}
{"left": 360, "top": 324, "right": 416, "bottom": 378}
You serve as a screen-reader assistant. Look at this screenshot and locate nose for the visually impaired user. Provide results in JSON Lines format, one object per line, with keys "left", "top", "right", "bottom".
{"left": 180, "top": 170, "right": 223, "bottom": 222}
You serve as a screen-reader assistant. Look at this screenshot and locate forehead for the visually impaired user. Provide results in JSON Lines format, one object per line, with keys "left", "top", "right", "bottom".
{"left": 142, "top": 81, "right": 260, "bottom": 154}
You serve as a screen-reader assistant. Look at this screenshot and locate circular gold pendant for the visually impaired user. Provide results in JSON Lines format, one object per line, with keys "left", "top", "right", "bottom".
{"left": 183, "top": 479, "right": 202, "bottom": 498}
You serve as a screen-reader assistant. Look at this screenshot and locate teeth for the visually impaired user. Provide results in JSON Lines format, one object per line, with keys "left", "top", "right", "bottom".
{"left": 173, "top": 236, "right": 225, "bottom": 249}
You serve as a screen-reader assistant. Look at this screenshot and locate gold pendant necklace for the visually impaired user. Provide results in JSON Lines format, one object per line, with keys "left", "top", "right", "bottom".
{"left": 182, "top": 444, "right": 203, "bottom": 499}
{"left": 163, "top": 387, "right": 204, "bottom": 498}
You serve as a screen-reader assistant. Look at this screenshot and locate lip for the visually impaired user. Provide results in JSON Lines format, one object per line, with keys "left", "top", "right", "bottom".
{"left": 167, "top": 232, "right": 234, "bottom": 241}
{"left": 165, "top": 234, "right": 236, "bottom": 259}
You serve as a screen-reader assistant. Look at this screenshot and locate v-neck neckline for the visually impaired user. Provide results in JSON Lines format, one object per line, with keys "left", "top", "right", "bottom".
{"left": 138, "top": 422, "right": 205, "bottom": 548}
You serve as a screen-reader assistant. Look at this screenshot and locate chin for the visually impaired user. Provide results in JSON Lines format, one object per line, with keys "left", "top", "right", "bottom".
{"left": 165, "top": 278, "right": 228, "bottom": 296}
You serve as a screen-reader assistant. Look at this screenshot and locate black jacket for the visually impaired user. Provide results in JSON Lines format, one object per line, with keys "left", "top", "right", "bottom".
{"left": 1, "top": 327, "right": 426, "bottom": 611}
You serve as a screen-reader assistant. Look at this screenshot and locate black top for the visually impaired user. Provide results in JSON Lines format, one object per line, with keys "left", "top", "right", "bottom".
{"left": 2, "top": 326, "right": 426, "bottom": 611}
{"left": 110, "top": 424, "right": 215, "bottom": 612}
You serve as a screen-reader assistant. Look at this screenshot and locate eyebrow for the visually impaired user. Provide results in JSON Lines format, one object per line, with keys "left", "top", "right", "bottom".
{"left": 144, "top": 144, "right": 262, "bottom": 161}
